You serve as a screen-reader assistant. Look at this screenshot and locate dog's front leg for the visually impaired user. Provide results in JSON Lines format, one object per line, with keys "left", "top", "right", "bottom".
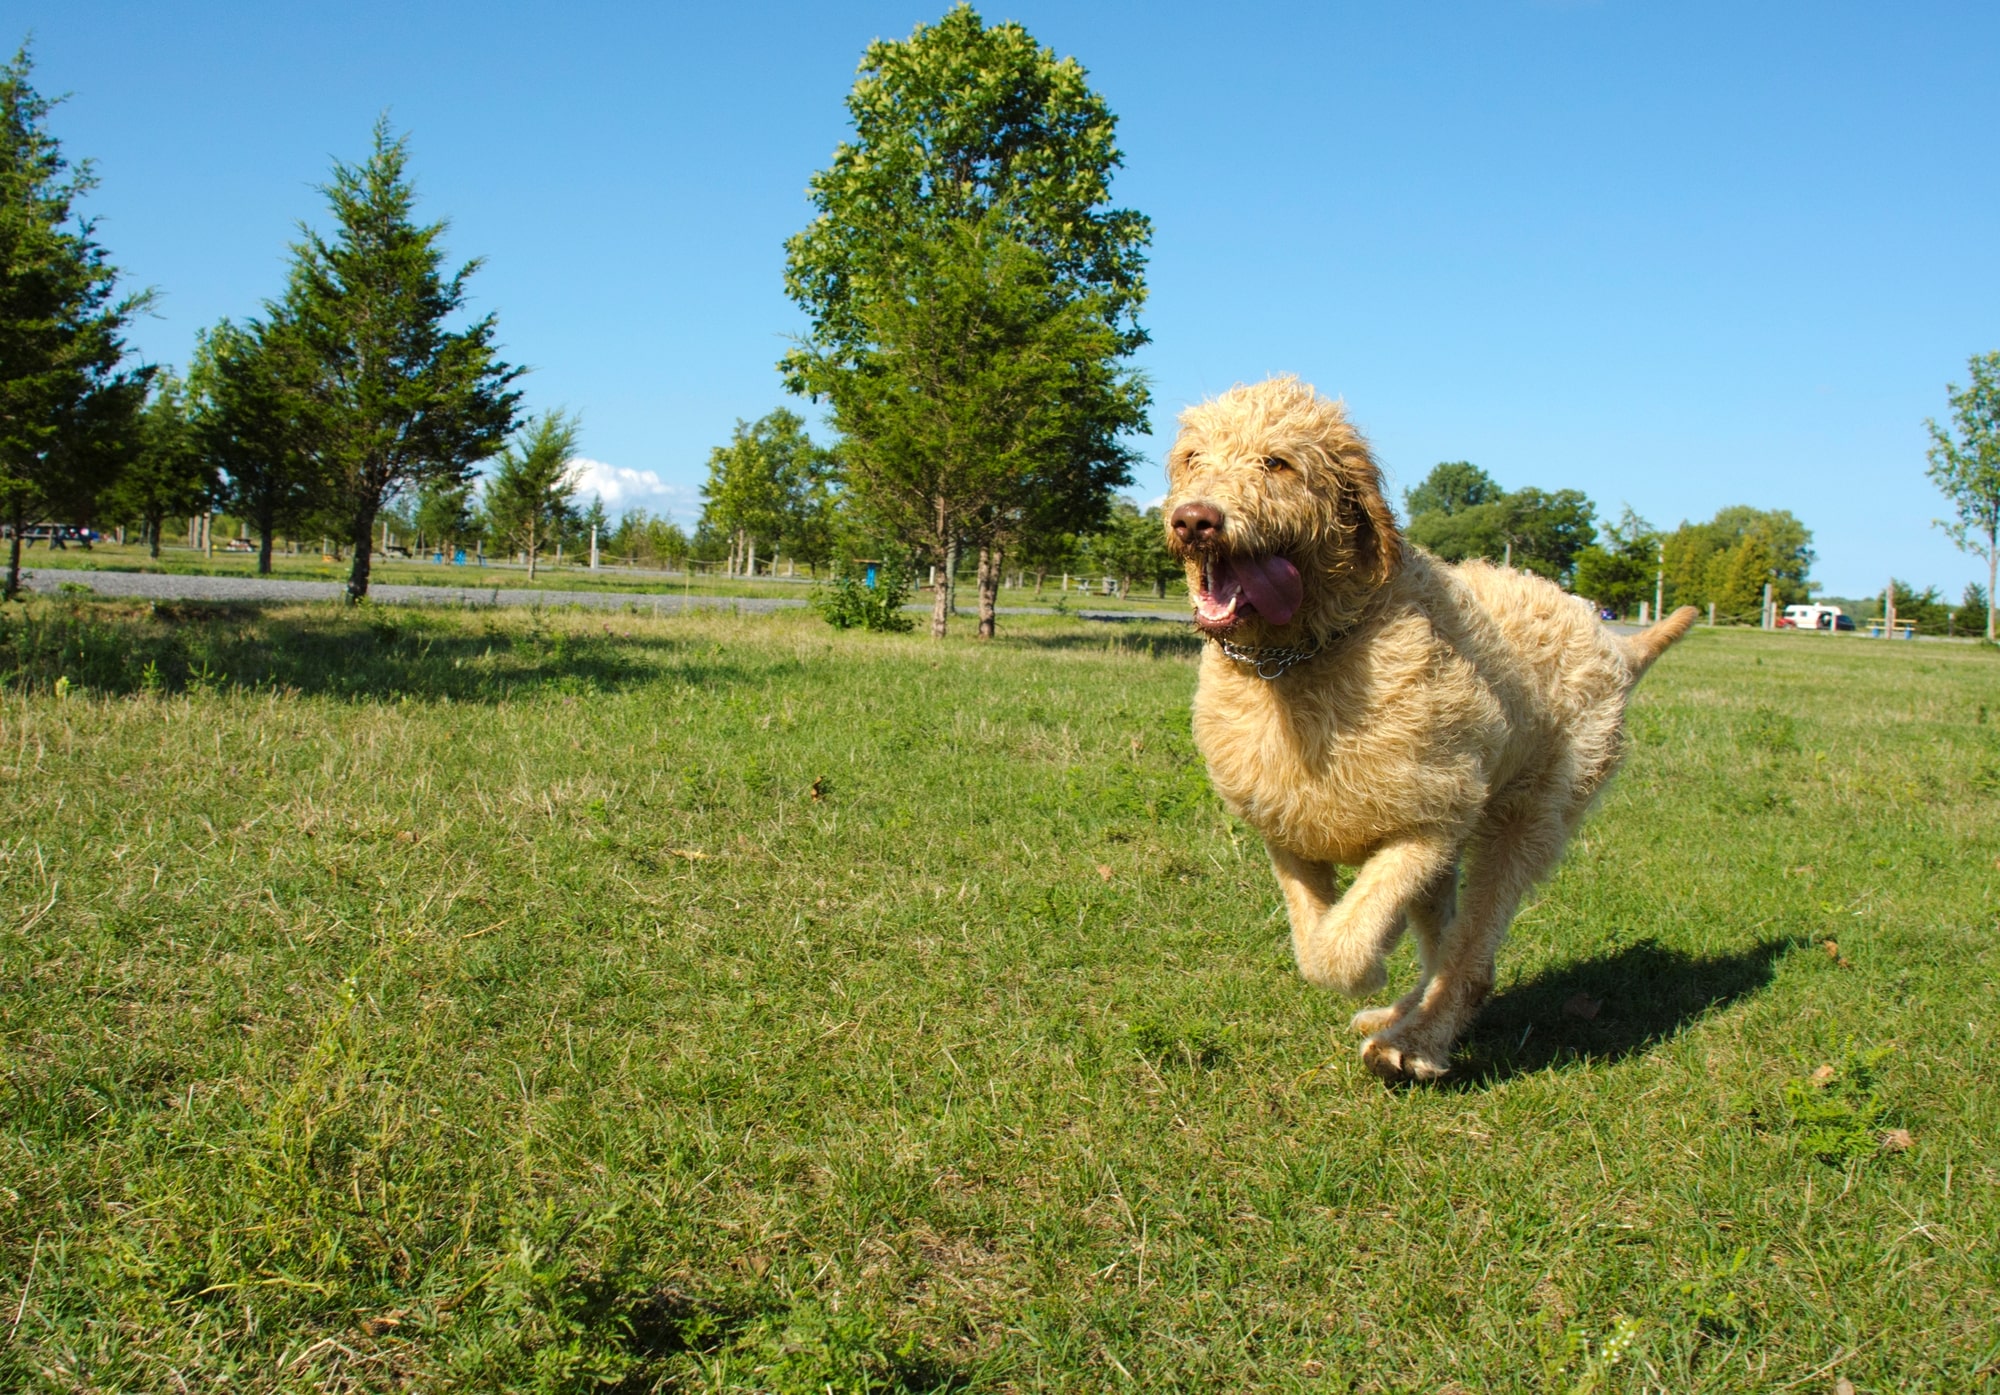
{"left": 1269, "top": 836, "right": 1457, "bottom": 998}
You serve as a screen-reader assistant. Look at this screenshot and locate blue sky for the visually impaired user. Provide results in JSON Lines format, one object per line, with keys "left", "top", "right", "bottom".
{"left": 22, "top": 1, "right": 1999, "bottom": 598}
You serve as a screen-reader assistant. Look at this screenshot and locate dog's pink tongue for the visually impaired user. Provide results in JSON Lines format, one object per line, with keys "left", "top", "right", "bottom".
{"left": 1221, "top": 555, "right": 1303, "bottom": 626}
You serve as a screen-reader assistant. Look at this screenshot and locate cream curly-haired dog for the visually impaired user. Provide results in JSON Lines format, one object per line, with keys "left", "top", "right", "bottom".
{"left": 1164, "top": 376, "right": 1696, "bottom": 1081}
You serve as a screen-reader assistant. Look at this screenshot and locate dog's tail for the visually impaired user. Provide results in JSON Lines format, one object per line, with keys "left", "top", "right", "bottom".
{"left": 1622, "top": 605, "right": 1699, "bottom": 682}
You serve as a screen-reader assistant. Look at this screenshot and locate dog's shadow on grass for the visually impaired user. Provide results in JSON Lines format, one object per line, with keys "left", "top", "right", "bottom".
{"left": 1446, "top": 936, "right": 1797, "bottom": 1088}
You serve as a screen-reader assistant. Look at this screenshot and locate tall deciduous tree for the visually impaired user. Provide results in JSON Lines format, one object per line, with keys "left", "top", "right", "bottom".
{"left": 484, "top": 410, "right": 580, "bottom": 580}
{"left": 802, "top": 215, "right": 1144, "bottom": 636}
{"left": 1403, "top": 461, "right": 1502, "bottom": 521}
{"left": 284, "top": 119, "right": 521, "bottom": 601}
{"left": 190, "top": 318, "right": 322, "bottom": 574}
{"left": 1925, "top": 352, "right": 2000, "bottom": 641}
{"left": 0, "top": 46, "right": 151, "bottom": 598}
{"left": 1571, "top": 507, "right": 1659, "bottom": 616}
{"left": 698, "top": 409, "right": 838, "bottom": 577}
{"left": 784, "top": 6, "right": 1150, "bottom": 637}
{"left": 107, "top": 371, "right": 214, "bottom": 557}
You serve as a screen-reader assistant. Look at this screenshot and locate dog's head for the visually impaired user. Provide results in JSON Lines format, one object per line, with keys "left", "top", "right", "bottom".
{"left": 1163, "top": 376, "right": 1401, "bottom": 642}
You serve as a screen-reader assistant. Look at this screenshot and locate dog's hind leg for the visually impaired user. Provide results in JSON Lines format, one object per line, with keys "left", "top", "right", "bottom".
{"left": 1271, "top": 835, "right": 1458, "bottom": 1000}
{"left": 1361, "top": 798, "right": 1566, "bottom": 1081}
{"left": 1349, "top": 860, "right": 1458, "bottom": 1036}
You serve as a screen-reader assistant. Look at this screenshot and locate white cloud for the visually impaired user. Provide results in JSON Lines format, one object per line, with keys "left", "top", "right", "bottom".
{"left": 567, "top": 457, "right": 700, "bottom": 522}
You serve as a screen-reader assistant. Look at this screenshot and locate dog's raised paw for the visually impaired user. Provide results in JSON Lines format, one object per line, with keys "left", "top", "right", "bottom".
{"left": 1360, "top": 1036, "right": 1449, "bottom": 1083}
{"left": 1349, "top": 1005, "right": 1401, "bottom": 1036}
{"left": 1303, "top": 955, "right": 1388, "bottom": 999}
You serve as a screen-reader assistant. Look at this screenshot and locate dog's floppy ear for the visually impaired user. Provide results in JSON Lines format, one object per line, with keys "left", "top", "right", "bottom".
{"left": 1346, "top": 460, "right": 1403, "bottom": 584}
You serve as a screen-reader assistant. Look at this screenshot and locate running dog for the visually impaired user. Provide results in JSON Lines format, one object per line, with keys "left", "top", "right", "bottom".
{"left": 1163, "top": 376, "right": 1696, "bottom": 1081}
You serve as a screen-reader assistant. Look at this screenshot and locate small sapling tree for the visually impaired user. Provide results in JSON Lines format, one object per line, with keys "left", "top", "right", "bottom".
{"left": 109, "top": 371, "right": 214, "bottom": 557}
{"left": 485, "top": 410, "right": 581, "bottom": 580}
{"left": 191, "top": 317, "right": 323, "bottom": 574}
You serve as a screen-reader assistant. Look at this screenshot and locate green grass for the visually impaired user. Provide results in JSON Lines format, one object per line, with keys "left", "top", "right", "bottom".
{"left": 1, "top": 598, "right": 1995, "bottom": 1392}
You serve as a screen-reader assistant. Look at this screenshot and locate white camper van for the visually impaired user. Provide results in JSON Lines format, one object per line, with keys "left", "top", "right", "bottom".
{"left": 1781, "top": 604, "right": 1852, "bottom": 631}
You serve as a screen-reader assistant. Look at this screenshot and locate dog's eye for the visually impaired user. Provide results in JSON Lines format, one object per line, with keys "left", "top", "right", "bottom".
{"left": 1263, "top": 456, "right": 1292, "bottom": 472}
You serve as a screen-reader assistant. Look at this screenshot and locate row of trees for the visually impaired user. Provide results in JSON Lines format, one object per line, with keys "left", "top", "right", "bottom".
{"left": 1399, "top": 459, "right": 1819, "bottom": 622}
{"left": 1852, "top": 580, "right": 1991, "bottom": 636}
{"left": 0, "top": 38, "right": 532, "bottom": 602}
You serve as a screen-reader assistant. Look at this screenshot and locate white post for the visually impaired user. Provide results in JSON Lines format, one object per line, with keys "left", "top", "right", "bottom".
{"left": 1761, "top": 582, "right": 1774, "bottom": 630}
{"left": 589, "top": 523, "right": 599, "bottom": 571}
{"left": 1654, "top": 542, "right": 1665, "bottom": 623}
{"left": 1884, "top": 580, "right": 1895, "bottom": 639}
{"left": 1638, "top": 600, "right": 1649, "bottom": 624}
{"left": 1708, "top": 602, "right": 1716, "bottom": 627}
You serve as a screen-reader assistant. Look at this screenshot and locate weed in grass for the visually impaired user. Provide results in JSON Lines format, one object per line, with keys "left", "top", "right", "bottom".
{"left": 1781, "top": 1045, "right": 1897, "bottom": 1164}
{"left": 1677, "top": 1245, "right": 1758, "bottom": 1339}
{"left": 1124, "top": 1011, "right": 1231, "bottom": 1071}
{"left": 715, "top": 1297, "right": 955, "bottom": 1394}
{"left": 1739, "top": 704, "right": 1800, "bottom": 754}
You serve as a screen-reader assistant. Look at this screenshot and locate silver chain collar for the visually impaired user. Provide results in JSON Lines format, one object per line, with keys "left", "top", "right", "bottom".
{"left": 1215, "top": 633, "right": 1328, "bottom": 680}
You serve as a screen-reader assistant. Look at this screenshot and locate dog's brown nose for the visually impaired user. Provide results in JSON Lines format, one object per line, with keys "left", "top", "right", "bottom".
{"left": 1170, "top": 501, "right": 1223, "bottom": 548}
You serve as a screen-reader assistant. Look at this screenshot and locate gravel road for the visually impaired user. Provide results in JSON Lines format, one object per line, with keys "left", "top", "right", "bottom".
{"left": 21, "top": 569, "right": 811, "bottom": 613}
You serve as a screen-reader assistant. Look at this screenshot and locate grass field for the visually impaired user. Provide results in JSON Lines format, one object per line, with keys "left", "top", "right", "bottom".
{"left": 1, "top": 595, "right": 1995, "bottom": 1392}
{"left": 13, "top": 541, "right": 1186, "bottom": 614}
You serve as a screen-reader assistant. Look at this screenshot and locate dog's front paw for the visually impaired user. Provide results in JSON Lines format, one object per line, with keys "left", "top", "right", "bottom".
{"left": 1360, "top": 1034, "right": 1450, "bottom": 1083}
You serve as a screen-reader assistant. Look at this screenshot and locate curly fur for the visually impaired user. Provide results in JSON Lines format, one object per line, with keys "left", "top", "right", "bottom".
{"left": 1164, "top": 376, "right": 1697, "bottom": 1081}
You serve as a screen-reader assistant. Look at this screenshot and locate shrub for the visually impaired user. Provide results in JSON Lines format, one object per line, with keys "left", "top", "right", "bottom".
{"left": 811, "top": 567, "right": 914, "bottom": 632}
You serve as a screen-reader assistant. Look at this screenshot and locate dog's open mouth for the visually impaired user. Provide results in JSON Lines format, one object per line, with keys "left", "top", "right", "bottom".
{"left": 1194, "top": 554, "right": 1304, "bottom": 631}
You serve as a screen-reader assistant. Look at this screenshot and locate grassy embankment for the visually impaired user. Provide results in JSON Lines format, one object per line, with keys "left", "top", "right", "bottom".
{"left": 0, "top": 596, "right": 1994, "bottom": 1392}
